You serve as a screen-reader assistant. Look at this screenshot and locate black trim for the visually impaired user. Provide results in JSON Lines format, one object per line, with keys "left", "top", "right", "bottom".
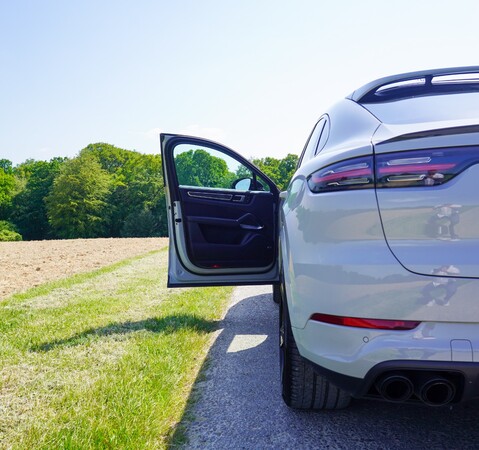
{"left": 349, "top": 66, "right": 479, "bottom": 104}
{"left": 306, "top": 358, "right": 365, "bottom": 396}
{"left": 167, "top": 278, "right": 278, "bottom": 288}
{"left": 377, "top": 124, "right": 479, "bottom": 145}
{"left": 306, "top": 358, "right": 479, "bottom": 404}
{"left": 360, "top": 82, "right": 479, "bottom": 104}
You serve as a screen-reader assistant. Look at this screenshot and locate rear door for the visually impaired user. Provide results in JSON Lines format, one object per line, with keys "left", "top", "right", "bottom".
{"left": 161, "top": 133, "right": 280, "bottom": 287}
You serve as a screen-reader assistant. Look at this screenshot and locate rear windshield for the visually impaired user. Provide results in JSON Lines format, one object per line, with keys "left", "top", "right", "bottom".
{"left": 363, "top": 92, "right": 479, "bottom": 125}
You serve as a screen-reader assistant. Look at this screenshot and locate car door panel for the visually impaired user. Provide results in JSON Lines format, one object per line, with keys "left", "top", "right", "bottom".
{"left": 179, "top": 186, "right": 275, "bottom": 269}
{"left": 161, "top": 133, "right": 280, "bottom": 286}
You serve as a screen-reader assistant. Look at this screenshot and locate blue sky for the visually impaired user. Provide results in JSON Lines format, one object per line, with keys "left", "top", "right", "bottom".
{"left": 1, "top": 0, "right": 478, "bottom": 165}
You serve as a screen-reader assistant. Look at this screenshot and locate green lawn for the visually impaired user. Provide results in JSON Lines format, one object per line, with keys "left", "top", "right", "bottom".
{"left": 0, "top": 248, "right": 232, "bottom": 449}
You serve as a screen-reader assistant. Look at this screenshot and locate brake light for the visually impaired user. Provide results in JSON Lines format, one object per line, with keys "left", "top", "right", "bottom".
{"left": 307, "top": 157, "right": 374, "bottom": 193}
{"left": 376, "top": 146, "right": 479, "bottom": 188}
{"left": 310, "top": 313, "right": 420, "bottom": 330}
{"left": 307, "top": 146, "right": 479, "bottom": 193}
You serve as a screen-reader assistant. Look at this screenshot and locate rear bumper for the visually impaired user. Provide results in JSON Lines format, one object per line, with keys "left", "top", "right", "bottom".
{"left": 294, "top": 319, "right": 479, "bottom": 404}
{"left": 295, "top": 320, "right": 478, "bottom": 379}
{"left": 308, "top": 358, "right": 479, "bottom": 405}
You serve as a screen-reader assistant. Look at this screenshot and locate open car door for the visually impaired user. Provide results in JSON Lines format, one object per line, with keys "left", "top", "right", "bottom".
{"left": 161, "top": 133, "right": 280, "bottom": 287}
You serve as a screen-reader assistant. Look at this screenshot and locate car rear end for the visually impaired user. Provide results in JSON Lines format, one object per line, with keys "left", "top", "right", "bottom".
{"left": 285, "top": 67, "right": 479, "bottom": 406}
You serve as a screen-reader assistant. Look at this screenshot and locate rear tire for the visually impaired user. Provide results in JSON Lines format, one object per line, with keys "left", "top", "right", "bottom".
{"left": 272, "top": 284, "right": 281, "bottom": 304}
{"left": 280, "top": 299, "right": 351, "bottom": 410}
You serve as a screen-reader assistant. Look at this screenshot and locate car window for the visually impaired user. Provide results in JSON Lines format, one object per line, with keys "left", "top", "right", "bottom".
{"left": 298, "top": 118, "right": 326, "bottom": 167}
{"left": 173, "top": 144, "right": 270, "bottom": 191}
{"left": 315, "top": 115, "right": 330, "bottom": 155}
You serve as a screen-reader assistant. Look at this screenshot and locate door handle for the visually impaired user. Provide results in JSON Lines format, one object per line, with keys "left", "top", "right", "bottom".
{"left": 237, "top": 213, "right": 263, "bottom": 230}
{"left": 239, "top": 223, "right": 264, "bottom": 230}
{"left": 232, "top": 194, "right": 246, "bottom": 202}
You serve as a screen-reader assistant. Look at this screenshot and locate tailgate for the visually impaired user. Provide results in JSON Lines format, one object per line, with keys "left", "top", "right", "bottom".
{"left": 373, "top": 128, "right": 479, "bottom": 279}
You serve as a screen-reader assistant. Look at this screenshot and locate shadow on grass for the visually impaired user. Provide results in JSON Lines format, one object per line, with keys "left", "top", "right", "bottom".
{"left": 31, "top": 314, "right": 220, "bottom": 352}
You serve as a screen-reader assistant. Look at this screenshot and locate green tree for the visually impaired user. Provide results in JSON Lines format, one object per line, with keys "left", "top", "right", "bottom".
{"left": 0, "top": 220, "right": 22, "bottom": 241}
{"left": 119, "top": 154, "right": 166, "bottom": 237}
{"left": 277, "top": 153, "right": 299, "bottom": 190}
{"left": 10, "top": 158, "right": 65, "bottom": 240}
{"left": 0, "top": 161, "right": 17, "bottom": 220}
{"left": 251, "top": 156, "right": 281, "bottom": 186}
{"left": 83, "top": 144, "right": 167, "bottom": 237}
{"left": 46, "top": 152, "right": 112, "bottom": 238}
{"left": 82, "top": 143, "right": 142, "bottom": 182}
{"left": 121, "top": 208, "right": 158, "bottom": 237}
{"left": 175, "top": 149, "right": 234, "bottom": 188}
{"left": 248, "top": 154, "right": 298, "bottom": 190}
{"left": 0, "top": 159, "right": 13, "bottom": 173}
{"left": 13, "top": 158, "right": 40, "bottom": 180}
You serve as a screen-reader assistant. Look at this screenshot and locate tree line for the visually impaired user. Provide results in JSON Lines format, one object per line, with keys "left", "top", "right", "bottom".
{"left": 0, "top": 144, "right": 298, "bottom": 241}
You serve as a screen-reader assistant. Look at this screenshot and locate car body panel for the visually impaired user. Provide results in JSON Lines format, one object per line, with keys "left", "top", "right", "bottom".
{"left": 315, "top": 99, "right": 380, "bottom": 156}
{"left": 374, "top": 121, "right": 479, "bottom": 280}
{"left": 281, "top": 185, "right": 479, "bottom": 329}
{"left": 375, "top": 165, "right": 479, "bottom": 279}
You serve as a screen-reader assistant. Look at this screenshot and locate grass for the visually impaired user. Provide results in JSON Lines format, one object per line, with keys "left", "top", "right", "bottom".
{"left": 0, "top": 247, "right": 233, "bottom": 449}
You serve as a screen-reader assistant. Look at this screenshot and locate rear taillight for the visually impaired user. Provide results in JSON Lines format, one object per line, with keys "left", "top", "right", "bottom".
{"left": 310, "top": 313, "right": 420, "bottom": 330}
{"left": 376, "top": 146, "right": 479, "bottom": 188}
{"left": 307, "top": 146, "right": 479, "bottom": 193}
{"left": 307, "top": 156, "right": 374, "bottom": 193}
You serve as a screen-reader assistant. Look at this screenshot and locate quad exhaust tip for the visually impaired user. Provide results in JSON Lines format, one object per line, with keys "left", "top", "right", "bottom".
{"left": 376, "top": 374, "right": 414, "bottom": 402}
{"left": 376, "top": 373, "right": 457, "bottom": 406}
{"left": 417, "top": 377, "right": 456, "bottom": 407}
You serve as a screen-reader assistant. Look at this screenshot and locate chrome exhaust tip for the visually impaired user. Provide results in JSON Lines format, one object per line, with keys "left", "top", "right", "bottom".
{"left": 418, "top": 377, "right": 456, "bottom": 406}
{"left": 376, "top": 374, "right": 414, "bottom": 402}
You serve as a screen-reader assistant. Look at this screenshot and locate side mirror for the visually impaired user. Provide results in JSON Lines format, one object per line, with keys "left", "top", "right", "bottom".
{"left": 232, "top": 178, "right": 254, "bottom": 190}
{"left": 232, "top": 178, "right": 266, "bottom": 191}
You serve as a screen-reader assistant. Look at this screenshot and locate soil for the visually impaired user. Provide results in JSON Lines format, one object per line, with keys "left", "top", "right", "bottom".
{"left": 0, "top": 238, "right": 168, "bottom": 300}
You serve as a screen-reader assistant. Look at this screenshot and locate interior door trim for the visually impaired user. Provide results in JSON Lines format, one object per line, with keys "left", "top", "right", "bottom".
{"left": 172, "top": 201, "right": 275, "bottom": 275}
{"left": 187, "top": 191, "right": 233, "bottom": 201}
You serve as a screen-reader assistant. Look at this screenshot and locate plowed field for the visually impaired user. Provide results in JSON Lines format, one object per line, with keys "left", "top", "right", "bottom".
{"left": 0, "top": 237, "right": 168, "bottom": 300}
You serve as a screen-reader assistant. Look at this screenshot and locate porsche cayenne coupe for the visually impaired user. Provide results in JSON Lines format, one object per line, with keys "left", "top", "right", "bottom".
{"left": 161, "top": 66, "right": 479, "bottom": 409}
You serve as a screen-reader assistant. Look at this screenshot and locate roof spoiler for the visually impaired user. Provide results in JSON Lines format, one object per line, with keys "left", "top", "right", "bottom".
{"left": 348, "top": 66, "right": 479, "bottom": 104}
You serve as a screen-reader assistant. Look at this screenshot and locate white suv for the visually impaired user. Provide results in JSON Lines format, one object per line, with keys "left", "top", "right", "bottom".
{"left": 161, "top": 66, "right": 479, "bottom": 409}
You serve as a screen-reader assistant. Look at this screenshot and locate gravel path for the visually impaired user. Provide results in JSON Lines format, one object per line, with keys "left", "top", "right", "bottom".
{"left": 182, "top": 285, "right": 479, "bottom": 449}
